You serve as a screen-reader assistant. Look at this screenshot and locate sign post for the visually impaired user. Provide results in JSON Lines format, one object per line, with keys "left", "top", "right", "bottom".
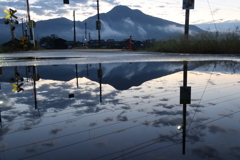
{"left": 26, "top": 20, "right": 36, "bottom": 48}
{"left": 182, "top": 0, "right": 195, "bottom": 37}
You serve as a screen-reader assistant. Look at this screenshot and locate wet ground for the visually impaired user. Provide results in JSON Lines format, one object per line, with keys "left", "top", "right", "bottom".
{"left": 0, "top": 50, "right": 240, "bottom": 160}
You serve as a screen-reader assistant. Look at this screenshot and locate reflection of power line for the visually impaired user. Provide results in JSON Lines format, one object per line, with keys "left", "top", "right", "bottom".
{"left": 1, "top": 114, "right": 154, "bottom": 152}
{"left": 17, "top": 115, "right": 173, "bottom": 160}
{"left": 103, "top": 109, "right": 240, "bottom": 160}
{"left": 187, "top": 64, "right": 215, "bottom": 133}
{"left": 14, "top": 105, "right": 240, "bottom": 160}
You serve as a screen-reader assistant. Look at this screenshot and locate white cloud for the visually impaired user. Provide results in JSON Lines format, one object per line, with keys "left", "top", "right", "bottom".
{"left": 137, "top": 26, "right": 147, "bottom": 39}
{"left": 123, "top": 17, "right": 135, "bottom": 26}
{"left": 158, "top": 25, "right": 184, "bottom": 33}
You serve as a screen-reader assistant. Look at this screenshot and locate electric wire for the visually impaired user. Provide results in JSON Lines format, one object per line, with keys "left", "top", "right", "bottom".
{"left": 206, "top": 0, "right": 218, "bottom": 31}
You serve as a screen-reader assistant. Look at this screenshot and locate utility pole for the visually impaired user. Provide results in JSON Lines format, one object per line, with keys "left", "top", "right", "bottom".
{"left": 73, "top": 10, "right": 76, "bottom": 46}
{"left": 89, "top": 32, "right": 91, "bottom": 41}
{"left": 96, "top": 0, "right": 101, "bottom": 48}
{"left": 26, "top": 0, "right": 33, "bottom": 42}
{"left": 85, "top": 22, "right": 87, "bottom": 42}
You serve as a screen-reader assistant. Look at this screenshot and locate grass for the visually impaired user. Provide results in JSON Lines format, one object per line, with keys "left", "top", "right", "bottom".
{"left": 150, "top": 27, "right": 240, "bottom": 54}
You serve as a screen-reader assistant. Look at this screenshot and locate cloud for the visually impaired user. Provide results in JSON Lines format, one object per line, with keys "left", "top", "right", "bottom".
{"left": 124, "top": 17, "right": 135, "bottom": 26}
{"left": 137, "top": 26, "right": 147, "bottom": 39}
{"left": 102, "top": 0, "right": 120, "bottom": 5}
{"left": 158, "top": 25, "right": 184, "bottom": 33}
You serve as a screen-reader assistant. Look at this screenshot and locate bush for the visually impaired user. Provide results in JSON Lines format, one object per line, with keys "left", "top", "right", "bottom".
{"left": 151, "top": 28, "right": 240, "bottom": 54}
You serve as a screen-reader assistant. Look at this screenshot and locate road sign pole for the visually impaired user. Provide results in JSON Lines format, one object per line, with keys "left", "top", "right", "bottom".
{"left": 184, "top": 9, "right": 190, "bottom": 37}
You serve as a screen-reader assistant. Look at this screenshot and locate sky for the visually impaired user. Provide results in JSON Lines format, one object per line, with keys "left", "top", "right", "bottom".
{"left": 0, "top": 0, "right": 240, "bottom": 30}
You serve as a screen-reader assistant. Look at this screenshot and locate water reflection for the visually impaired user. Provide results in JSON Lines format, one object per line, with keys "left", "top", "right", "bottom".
{"left": 0, "top": 61, "right": 240, "bottom": 160}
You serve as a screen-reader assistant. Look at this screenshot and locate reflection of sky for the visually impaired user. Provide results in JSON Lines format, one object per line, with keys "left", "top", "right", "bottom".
{"left": 0, "top": 61, "right": 240, "bottom": 160}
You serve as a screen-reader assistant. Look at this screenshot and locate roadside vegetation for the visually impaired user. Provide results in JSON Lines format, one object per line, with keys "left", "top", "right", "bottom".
{"left": 150, "top": 27, "right": 240, "bottom": 54}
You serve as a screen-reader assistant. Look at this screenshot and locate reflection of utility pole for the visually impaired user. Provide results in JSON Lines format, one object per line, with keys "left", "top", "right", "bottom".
{"left": 75, "top": 64, "right": 79, "bottom": 88}
{"left": 180, "top": 61, "right": 191, "bottom": 155}
{"left": 98, "top": 63, "right": 102, "bottom": 103}
{"left": 73, "top": 10, "right": 76, "bottom": 46}
{"left": 86, "top": 64, "right": 89, "bottom": 77}
{"left": 33, "top": 66, "right": 37, "bottom": 110}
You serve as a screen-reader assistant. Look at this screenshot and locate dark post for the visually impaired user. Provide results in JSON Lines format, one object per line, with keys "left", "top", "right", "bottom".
{"left": 98, "top": 63, "right": 102, "bottom": 103}
{"left": 32, "top": 66, "right": 38, "bottom": 109}
{"left": 97, "top": 0, "right": 101, "bottom": 48}
{"left": 85, "top": 22, "right": 87, "bottom": 42}
{"left": 73, "top": 10, "right": 76, "bottom": 46}
{"left": 22, "top": 18, "right": 24, "bottom": 37}
{"left": 182, "top": 61, "right": 187, "bottom": 155}
{"left": 75, "top": 64, "right": 79, "bottom": 88}
{"left": 26, "top": 0, "right": 33, "bottom": 41}
{"left": 184, "top": 9, "right": 190, "bottom": 36}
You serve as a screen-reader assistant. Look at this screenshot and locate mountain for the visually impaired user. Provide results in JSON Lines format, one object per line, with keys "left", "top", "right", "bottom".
{"left": 0, "top": 5, "right": 203, "bottom": 45}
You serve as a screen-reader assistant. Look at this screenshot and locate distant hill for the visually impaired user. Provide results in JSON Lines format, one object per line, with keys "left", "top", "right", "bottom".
{"left": 0, "top": 5, "right": 203, "bottom": 45}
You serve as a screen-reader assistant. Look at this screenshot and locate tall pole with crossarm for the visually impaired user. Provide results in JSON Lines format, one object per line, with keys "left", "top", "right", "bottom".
{"left": 96, "top": 0, "right": 101, "bottom": 48}
{"left": 26, "top": 0, "right": 33, "bottom": 42}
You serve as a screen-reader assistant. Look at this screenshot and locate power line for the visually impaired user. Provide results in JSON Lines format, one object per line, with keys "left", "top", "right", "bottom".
{"left": 206, "top": 0, "right": 218, "bottom": 31}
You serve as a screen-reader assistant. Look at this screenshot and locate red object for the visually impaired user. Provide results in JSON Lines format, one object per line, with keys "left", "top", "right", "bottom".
{"left": 129, "top": 36, "right": 132, "bottom": 51}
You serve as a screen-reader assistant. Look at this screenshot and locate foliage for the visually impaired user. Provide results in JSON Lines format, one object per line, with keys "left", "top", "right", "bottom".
{"left": 39, "top": 34, "right": 68, "bottom": 49}
{"left": 151, "top": 27, "right": 240, "bottom": 54}
{"left": 39, "top": 34, "right": 59, "bottom": 48}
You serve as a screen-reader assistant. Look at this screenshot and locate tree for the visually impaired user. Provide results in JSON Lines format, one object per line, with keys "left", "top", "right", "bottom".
{"left": 39, "top": 34, "right": 59, "bottom": 48}
{"left": 39, "top": 34, "right": 68, "bottom": 49}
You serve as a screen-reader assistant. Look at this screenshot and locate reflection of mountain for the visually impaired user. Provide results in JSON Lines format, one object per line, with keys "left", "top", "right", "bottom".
{"left": 0, "top": 62, "right": 198, "bottom": 90}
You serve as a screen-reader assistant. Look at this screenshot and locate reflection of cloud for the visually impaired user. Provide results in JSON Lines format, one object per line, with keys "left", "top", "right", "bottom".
{"left": 142, "top": 95, "right": 155, "bottom": 99}
{"left": 103, "top": 117, "right": 114, "bottom": 122}
{"left": 152, "top": 117, "right": 181, "bottom": 128}
{"left": 192, "top": 145, "right": 222, "bottom": 160}
{"left": 42, "top": 140, "right": 57, "bottom": 147}
{"left": 26, "top": 144, "right": 41, "bottom": 153}
{"left": 150, "top": 109, "right": 184, "bottom": 116}
{"left": 117, "top": 115, "right": 128, "bottom": 122}
{"left": 189, "top": 104, "right": 205, "bottom": 108}
{"left": 50, "top": 128, "right": 63, "bottom": 135}
{"left": 92, "top": 140, "right": 109, "bottom": 148}
{"left": 188, "top": 129, "right": 206, "bottom": 144}
{"left": 159, "top": 98, "right": 169, "bottom": 101}
{"left": 229, "top": 146, "right": 240, "bottom": 159}
{"left": 208, "top": 125, "right": 226, "bottom": 134}
{"left": 89, "top": 122, "right": 98, "bottom": 127}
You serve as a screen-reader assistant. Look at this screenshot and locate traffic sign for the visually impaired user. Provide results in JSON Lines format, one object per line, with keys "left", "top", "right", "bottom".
{"left": 183, "top": 0, "right": 195, "bottom": 9}
{"left": 4, "top": 9, "right": 18, "bottom": 19}
{"left": 4, "top": 10, "right": 11, "bottom": 19}
{"left": 26, "top": 20, "right": 36, "bottom": 28}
